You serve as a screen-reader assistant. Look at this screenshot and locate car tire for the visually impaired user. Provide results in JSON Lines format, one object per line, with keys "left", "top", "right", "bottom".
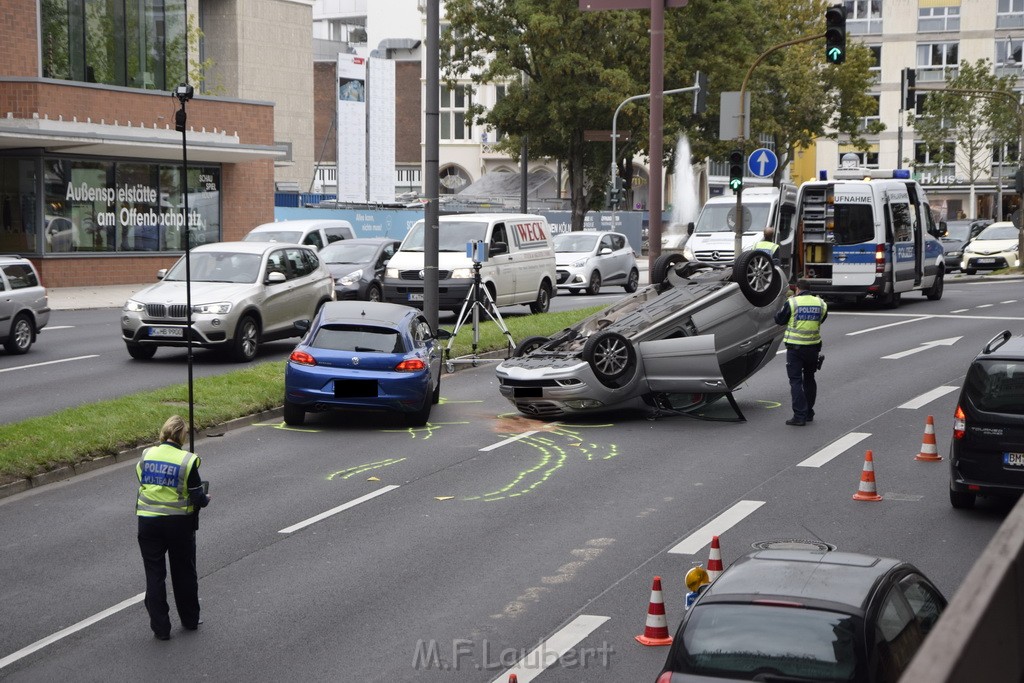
{"left": 965, "top": 267, "right": 976, "bottom": 275}
{"left": 407, "top": 393, "right": 432, "bottom": 426}
{"left": 949, "top": 484, "right": 975, "bottom": 510}
{"left": 583, "top": 331, "right": 636, "bottom": 387}
{"left": 4, "top": 314, "right": 33, "bottom": 354}
{"left": 586, "top": 270, "right": 602, "bottom": 295}
{"left": 732, "top": 250, "right": 782, "bottom": 307}
{"left": 926, "top": 268, "right": 944, "bottom": 300}
{"left": 651, "top": 253, "right": 686, "bottom": 286}
{"left": 283, "top": 399, "right": 306, "bottom": 426}
{"left": 366, "top": 283, "right": 383, "bottom": 302}
{"left": 432, "top": 374, "right": 441, "bottom": 404}
{"left": 231, "top": 315, "right": 260, "bottom": 363}
{"left": 883, "top": 291, "right": 901, "bottom": 309}
{"left": 513, "top": 335, "right": 550, "bottom": 357}
{"left": 624, "top": 268, "right": 639, "bottom": 293}
{"left": 125, "top": 342, "right": 157, "bottom": 360}
{"left": 529, "top": 282, "right": 552, "bottom": 314}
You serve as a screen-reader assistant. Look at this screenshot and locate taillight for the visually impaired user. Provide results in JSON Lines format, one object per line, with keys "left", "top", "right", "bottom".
{"left": 289, "top": 350, "right": 316, "bottom": 366}
{"left": 875, "top": 244, "right": 886, "bottom": 274}
{"left": 656, "top": 672, "right": 675, "bottom": 683}
{"left": 953, "top": 405, "right": 966, "bottom": 439}
{"left": 395, "top": 358, "right": 426, "bottom": 372}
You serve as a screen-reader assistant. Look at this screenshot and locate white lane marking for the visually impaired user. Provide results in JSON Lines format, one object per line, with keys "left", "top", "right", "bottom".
{"left": 494, "top": 615, "right": 610, "bottom": 683}
{"left": 977, "top": 304, "right": 994, "bottom": 309}
{"left": 882, "top": 337, "right": 962, "bottom": 360}
{"left": 481, "top": 431, "right": 540, "bottom": 452}
{"left": 899, "top": 386, "right": 959, "bottom": 410}
{"left": 846, "top": 316, "right": 927, "bottom": 336}
{"left": 1002, "top": 300, "right": 1017, "bottom": 304}
{"left": 668, "top": 500, "right": 765, "bottom": 555}
{"left": 0, "top": 354, "right": 99, "bottom": 374}
{"left": 0, "top": 593, "right": 144, "bottom": 672}
{"left": 40, "top": 325, "right": 74, "bottom": 331}
{"left": 278, "top": 485, "right": 399, "bottom": 534}
{"left": 832, "top": 312, "right": 1024, "bottom": 321}
{"left": 950, "top": 309, "right": 969, "bottom": 313}
{"left": 798, "top": 432, "right": 871, "bottom": 468}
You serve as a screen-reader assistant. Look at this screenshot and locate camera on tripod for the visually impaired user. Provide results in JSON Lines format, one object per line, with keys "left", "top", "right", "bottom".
{"left": 467, "top": 240, "right": 488, "bottom": 265}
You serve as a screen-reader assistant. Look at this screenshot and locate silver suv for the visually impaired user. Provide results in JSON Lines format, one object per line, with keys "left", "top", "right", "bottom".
{"left": 121, "top": 242, "right": 334, "bottom": 362}
{"left": 0, "top": 256, "right": 50, "bottom": 354}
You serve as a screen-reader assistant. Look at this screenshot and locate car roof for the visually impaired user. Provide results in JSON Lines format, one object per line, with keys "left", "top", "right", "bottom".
{"left": 318, "top": 301, "right": 418, "bottom": 326}
{"left": 978, "top": 221, "right": 1016, "bottom": 233}
{"left": 321, "top": 237, "right": 395, "bottom": 246}
{"left": 973, "top": 331, "right": 1024, "bottom": 361}
{"left": 0, "top": 254, "right": 34, "bottom": 264}
{"left": 191, "top": 241, "right": 314, "bottom": 255}
{"left": 701, "top": 549, "right": 903, "bottom": 612}
{"left": 438, "top": 213, "right": 545, "bottom": 222}
{"left": 248, "top": 220, "right": 352, "bottom": 232}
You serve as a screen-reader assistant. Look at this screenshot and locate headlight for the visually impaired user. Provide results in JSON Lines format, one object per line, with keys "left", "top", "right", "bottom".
{"left": 339, "top": 269, "right": 364, "bottom": 286}
{"left": 449, "top": 268, "right": 474, "bottom": 279}
{"left": 192, "top": 302, "right": 232, "bottom": 315}
{"left": 1011, "top": 244, "right": 1019, "bottom": 253}
{"left": 385, "top": 268, "right": 399, "bottom": 278}
{"left": 123, "top": 299, "right": 145, "bottom": 313}
{"left": 947, "top": 250, "right": 962, "bottom": 258}
{"left": 683, "top": 245, "right": 695, "bottom": 260}
{"left": 571, "top": 258, "right": 588, "bottom": 268}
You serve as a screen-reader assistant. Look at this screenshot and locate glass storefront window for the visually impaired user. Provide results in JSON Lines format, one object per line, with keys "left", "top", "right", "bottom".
{"left": 0, "top": 159, "right": 39, "bottom": 253}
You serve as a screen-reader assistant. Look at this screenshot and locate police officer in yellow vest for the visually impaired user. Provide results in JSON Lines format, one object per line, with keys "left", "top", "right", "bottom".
{"left": 752, "top": 226, "right": 780, "bottom": 265}
{"left": 774, "top": 280, "right": 827, "bottom": 426}
{"left": 136, "top": 415, "right": 211, "bottom": 640}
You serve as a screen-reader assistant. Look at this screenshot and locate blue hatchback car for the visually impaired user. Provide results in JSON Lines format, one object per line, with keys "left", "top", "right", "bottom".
{"left": 283, "top": 301, "right": 448, "bottom": 426}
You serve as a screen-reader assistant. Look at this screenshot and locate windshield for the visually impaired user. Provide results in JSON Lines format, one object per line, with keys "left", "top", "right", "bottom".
{"left": 977, "top": 224, "right": 1019, "bottom": 241}
{"left": 243, "top": 230, "right": 301, "bottom": 243}
{"left": 678, "top": 604, "right": 858, "bottom": 681}
{"left": 164, "top": 252, "right": 262, "bottom": 283}
{"left": 554, "top": 233, "right": 599, "bottom": 252}
{"left": 943, "top": 221, "right": 972, "bottom": 241}
{"left": 967, "top": 359, "right": 1024, "bottom": 415}
{"left": 320, "top": 242, "right": 377, "bottom": 264}
{"left": 695, "top": 203, "right": 772, "bottom": 233}
{"left": 401, "top": 220, "right": 489, "bottom": 252}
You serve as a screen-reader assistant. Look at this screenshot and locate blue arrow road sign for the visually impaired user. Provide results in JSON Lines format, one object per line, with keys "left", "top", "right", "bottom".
{"left": 748, "top": 148, "right": 778, "bottom": 178}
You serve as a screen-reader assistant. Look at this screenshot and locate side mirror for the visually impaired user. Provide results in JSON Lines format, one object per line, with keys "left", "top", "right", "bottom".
{"left": 294, "top": 319, "right": 310, "bottom": 334}
{"left": 687, "top": 221, "right": 696, "bottom": 235}
{"left": 489, "top": 241, "right": 508, "bottom": 256}
{"left": 939, "top": 220, "right": 948, "bottom": 237}
{"left": 156, "top": 268, "right": 167, "bottom": 280}
{"left": 266, "top": 271, "right": 287, "bottom": 284}
{"left": 599, "top": 247, "right": 612, "bottom": 255}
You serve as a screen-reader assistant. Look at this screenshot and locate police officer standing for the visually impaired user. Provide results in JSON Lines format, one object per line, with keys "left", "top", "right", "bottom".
{"left": 774, "top": 280, "right": 827, "bottom": 426}
{"left": 752, "top": 226, "right": 780, "bottom": 265}
{"left": 136, "top": 415, "right": 211, "bottom": 640}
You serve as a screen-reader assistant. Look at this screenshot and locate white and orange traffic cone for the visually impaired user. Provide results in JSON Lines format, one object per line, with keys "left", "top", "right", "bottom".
{"left": 706, "top": 535, "right": 724, "bottom": 583}
{"left": 635, "top": 576, "right": 673, "bottom": 646}
{"left": 915, "top": 415, "right": 943, "bottom": 462}
{"left": 853, "top": 450, "right": 883, "bottom": 501}
{"left": 508, "top": 675, "right": 518, "bottom": 682}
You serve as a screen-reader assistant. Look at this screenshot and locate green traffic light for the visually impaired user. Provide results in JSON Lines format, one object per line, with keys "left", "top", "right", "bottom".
{"left": 729, "top": 178, "right": 742, "bottom": 191}
{"left": 827, "top": 47, "right": 843, "bottom": 62}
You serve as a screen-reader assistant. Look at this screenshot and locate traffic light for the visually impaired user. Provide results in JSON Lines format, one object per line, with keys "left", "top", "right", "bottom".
{"left": 825, "top": 4, "right": 846, "bottom": 64}
{"left": 903, "top": 67, "right": 917, "bottom": 111}
{"left": 608, "top": 176, "right": 625, "bottom": 207}
{"left": 693, "top": 71, "right": 708, "bottom": 115}
{"left": 728, "top": 149, "right": 744, "bottom": 192}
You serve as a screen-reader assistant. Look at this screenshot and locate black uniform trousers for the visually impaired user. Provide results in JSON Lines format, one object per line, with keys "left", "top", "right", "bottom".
{"left": 785, "top": 343, "right": 821, "bottom": 421}
{"left": 138, "top": 514, "right": 200, "bottom": 636}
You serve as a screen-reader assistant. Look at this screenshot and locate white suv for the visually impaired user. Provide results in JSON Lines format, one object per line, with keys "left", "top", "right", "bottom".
{"left": 0, "top": 255, "right": 50, "bottom": 354}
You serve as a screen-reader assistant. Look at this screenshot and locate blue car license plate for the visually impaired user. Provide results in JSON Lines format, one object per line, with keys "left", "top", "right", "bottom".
{"left": 1004, "top": 452, "right": 1024, "bottom": 467}
{"left": 335, "top": 379, "right": 378, "bottom": 398}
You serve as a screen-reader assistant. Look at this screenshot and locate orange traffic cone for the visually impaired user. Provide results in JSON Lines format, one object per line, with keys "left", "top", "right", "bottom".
{"left": 853, "top": 450, "right": 883, "bottom": 501}
{"left": 915, "top": 415, "right": 943, "bottom": 462}
{"left": 635, "top": 576, "right": 673, "bottom": 646}
{"left": 706, "top": 535, "right": 724, "bottom": 583}
{"left": 508, "top": 676, "right": 517, "bottom": 682}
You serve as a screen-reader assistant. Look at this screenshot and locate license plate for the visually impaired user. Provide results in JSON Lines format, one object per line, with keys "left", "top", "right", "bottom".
{"left": 149, "top": 326, "right": 183, "bottom": 338}
{"left": 514, "top": 387, "right": 543, "bottom": 398}
{"left": 1004, "top": 452, "right": 1024, "bottom": 467}
{"left": 335, "top": 379, "right": 378, "bottom": 398}
{"left": 977, "top": 258, "right": 996, "bottom": 264}
{"left": 408, "top": 292, "right": 424, "bottom": 302}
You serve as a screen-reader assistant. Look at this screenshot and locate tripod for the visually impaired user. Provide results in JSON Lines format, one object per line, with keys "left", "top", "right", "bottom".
{"left": 444, "top": 260, "right": 515, "bottom": 371}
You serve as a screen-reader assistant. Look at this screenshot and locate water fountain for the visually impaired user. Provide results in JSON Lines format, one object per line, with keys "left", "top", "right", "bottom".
{"left": 664, "top": 134, "right": 699, "bottom": 252}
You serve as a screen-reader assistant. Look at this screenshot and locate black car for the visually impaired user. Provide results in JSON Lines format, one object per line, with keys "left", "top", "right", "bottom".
{"left": 319, "top": 238, "right": 400, "bottom": 302}
{"left": 656, "top": 549, "right": 946, "bottom": 683}
{"left": 949, "top": 330, "right": 1024, "bottom": 509}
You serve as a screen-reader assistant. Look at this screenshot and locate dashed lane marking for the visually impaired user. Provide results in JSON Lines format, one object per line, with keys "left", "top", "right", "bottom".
{"left": 668, "top": 500, "right": 765, "bottom": 555}
{"left": 898, "top": 386, "right": 959, "bottom": 410}
{"left": 0, "top": 354, "right": 99, "bottom": 373}
{"left": 494, "top": 615, "right": 610, "bottom": 683}
{"left": 278, "top": 485, "right": 399, "bottom": 534}
{"left": 798, "top": 432, "right": 871, "bottom": 468}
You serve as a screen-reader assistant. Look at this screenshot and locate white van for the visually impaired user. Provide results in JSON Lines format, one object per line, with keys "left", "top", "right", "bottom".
{"left": 677, "top": 186, "right": 797, "bottom": 267}
{"left": 383, "top": 213, "right": 557, "bottom": 314}
{"left": 242, "top": 219, "right": 355, "bottom": 250}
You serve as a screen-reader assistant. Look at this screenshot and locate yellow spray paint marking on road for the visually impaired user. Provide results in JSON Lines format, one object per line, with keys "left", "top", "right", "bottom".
{"left": 254, "top": 421, "right": 321, "bottom": 433}
{"left": 327, "top": 458, "right": 406, "bottom": 481}
{"left": 438, "top": 397, "right": 483, "bottom": 405}
{"left": 380, "top": 421, "right": 469, "bottom": 440}
{"left": 756, "top": 400, "right": 782, "bottom": 409}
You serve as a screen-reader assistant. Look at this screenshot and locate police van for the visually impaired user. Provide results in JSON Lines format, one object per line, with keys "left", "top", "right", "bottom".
{"left": 784, "top": 164, "right": 946, "bottom": 307}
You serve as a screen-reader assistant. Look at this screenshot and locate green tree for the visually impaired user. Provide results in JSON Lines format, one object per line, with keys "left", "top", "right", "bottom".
{"left": 910, "top": 59, "right": 1018, "bottom": 220}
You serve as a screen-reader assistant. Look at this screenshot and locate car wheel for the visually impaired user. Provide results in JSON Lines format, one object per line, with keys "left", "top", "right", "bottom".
{"left": 407, "top": 393, "right": 432, "bottom": 426}
{"left": 432, "top": 374, "right": 441, "bottom": 404}
{"left": 366, "top": 283, "right": 383, "bottom": 302}
{"left": 965, "top": 267, "right": 976, "bottom": 275}
{"left": 883, "top": 291, "right": 901, "bottom": 309}
{"left": 513, "top": 335, "right": 550, "bottom": 357}
{"left": 624, "top": 268, "right": 639, "bottom": 293}
{"left": 926, "top": 268, "right": 944, "bottom": 301}
{"left": 732, "top": 250, "right": 782, "bottom": 307}
{"left": 949, "top": 484, "right": 975, "bottom": 510}
{"left": 125, "top": 342, "right": 157, "bottom": 360}
{"left": 529, "top": 282, "right": 552, "bottom": 314}
{"left": 283, "top": 399, "right": 306, "bottom": 426}
{"left": 583, "top": 331, "right": 636, "bottom": 387}
{"left": 586, "top": 270, "right": 602, "bottom": 295}
{"left": 231, "top": 315, "right": 260, "bottom": 363}
{"left": 651, "top": 253, "right": 686, "bottom": 286}
{"left": 4, "top": 314, "right": 33, "bottom": 354}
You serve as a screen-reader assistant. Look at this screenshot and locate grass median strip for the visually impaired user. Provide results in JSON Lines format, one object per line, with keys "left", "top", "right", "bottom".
{"left": 0, "top": 304, "right": 604, "bottom": 482}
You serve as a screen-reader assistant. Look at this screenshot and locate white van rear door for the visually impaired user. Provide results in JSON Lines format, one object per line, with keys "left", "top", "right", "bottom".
{"left": 831, "top": 190, "right": 877, "bottom": 287}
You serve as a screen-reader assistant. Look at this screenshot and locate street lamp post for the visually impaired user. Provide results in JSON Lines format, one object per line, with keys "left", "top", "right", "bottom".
{"left": 173, "top": 81, "right": 196, "bottom": 453}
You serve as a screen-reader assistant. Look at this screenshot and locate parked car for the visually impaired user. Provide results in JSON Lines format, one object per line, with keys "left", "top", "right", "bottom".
{"left": 940, "top": 220, "right": 972, "bottom": 272}
{"left": 121, "top": 242, "right": 334, "bottom": 362}
{"left": 0, "top": 255, "right": 49, "bottom": 354}
{"left": 656, "top": 548, "right": 947, "bottom": 683}
{"left": 283, "top": 301, "right": 449, "bottom": 426}
{"left": 960, "top": 221, "right": 1020, "bottom": 274}
{"left": 241, "top": 219, "right": 355, "bottom": 251}
{"left": 320, "top": 238, "right": 400, "bottom": 302}
{"left": 495, "top": 250, "right": 785, "bottom": 418}
{"left": 554, "top": 231, "right": 639, "bottom": 295}
{"left": 949, "top": 330, "right": 1024, "bottom": 509}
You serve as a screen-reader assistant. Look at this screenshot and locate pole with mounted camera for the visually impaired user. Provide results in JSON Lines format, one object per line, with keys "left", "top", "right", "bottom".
{"left": 443, "top": 240, "right": 515, "bottom": 371}
{"left": 174, "top": 80, "right": 196, "bottom": 452}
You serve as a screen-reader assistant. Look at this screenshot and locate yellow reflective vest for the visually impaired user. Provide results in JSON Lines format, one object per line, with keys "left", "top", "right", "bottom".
{"left": 783, "top": 294, "right": 826, "bottom": 345}
{"left": 753, "top": 240, "right": 779, "bottom": 255}
{"left": 136, "top": 443, "right": 199, "bottom": 517}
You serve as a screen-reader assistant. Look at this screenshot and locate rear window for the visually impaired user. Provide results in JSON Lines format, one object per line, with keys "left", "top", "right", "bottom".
{"left": 832, "top": 204, "right": 875, "bottom": 245}
{"left": 311, "top": 324, "right": 404, "bottom": 353}
{"left": 677, "top": 604, "right": 858, "bottom": 681}
{"left": 2, "top": 264, "right": 39, "bottom": 289}
{"left": 966, "top": 359, "right": 1024, "bottom": 415}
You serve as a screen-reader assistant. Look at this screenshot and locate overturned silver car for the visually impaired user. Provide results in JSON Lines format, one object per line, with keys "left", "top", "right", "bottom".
{"left": 495, "top": 250, "right": 787, "bottom": 418}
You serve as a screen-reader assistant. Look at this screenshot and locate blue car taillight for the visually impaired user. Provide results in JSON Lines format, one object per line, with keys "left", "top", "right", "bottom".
{"left": 290, "top": 350, "right": 317, "bottom": 366}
